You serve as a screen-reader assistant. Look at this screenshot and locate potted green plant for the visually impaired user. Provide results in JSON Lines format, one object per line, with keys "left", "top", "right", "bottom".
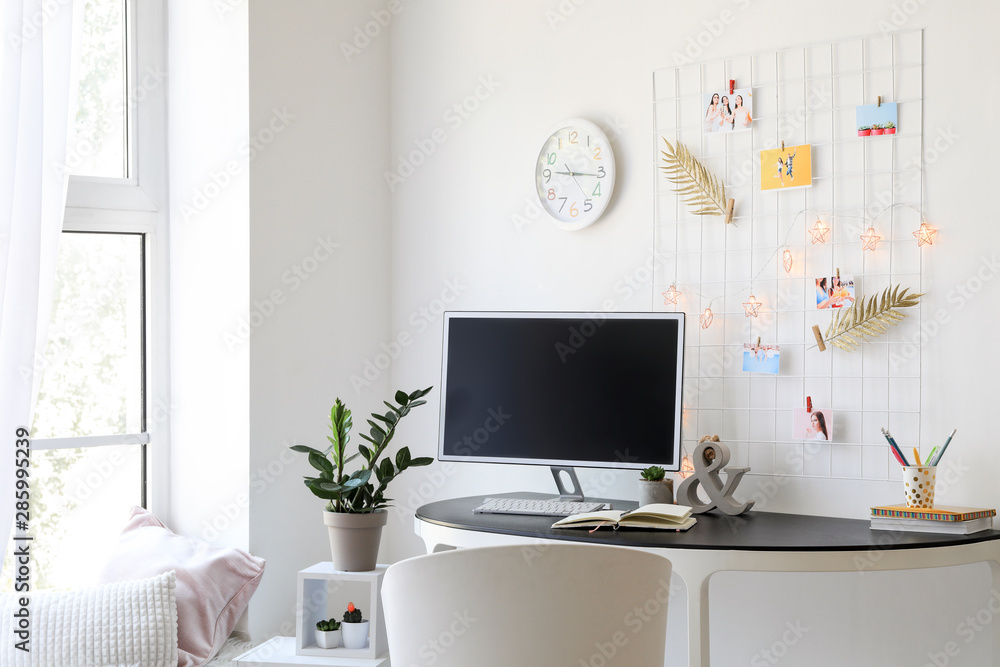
{"left": 315, "top": 618, "right": 341, "bottom": 649}
{"left": 291, "top": 387, "right": 434, "bottom": 571}
{"left": 341, "top": 602, "right": 369, "bottom": 650}
{"left": 871, "top": 122, "right": 884, "bottom": 136}
{"left": 857, "top": 125, "right": 872, "bottom": 137}
{"left": 884, "top": 121, "right": 896, "bottom": 135}
{"left": 638, "top": 465, "right": 674, "bottom": 506}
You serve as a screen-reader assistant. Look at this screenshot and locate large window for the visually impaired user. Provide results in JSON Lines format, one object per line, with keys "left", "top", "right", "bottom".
{"left": 1, "top": 0, "right": 166, "bottom": 591}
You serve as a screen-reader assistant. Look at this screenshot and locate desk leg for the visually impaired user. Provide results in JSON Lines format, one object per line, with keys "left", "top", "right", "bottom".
{"left": 989, "top": 558, "right": 1000, "bottom": 666}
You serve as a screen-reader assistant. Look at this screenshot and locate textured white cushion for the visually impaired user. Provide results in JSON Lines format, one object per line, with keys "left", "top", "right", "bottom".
{"left": 0, "top": 570, "right": 178, "bottom": 667}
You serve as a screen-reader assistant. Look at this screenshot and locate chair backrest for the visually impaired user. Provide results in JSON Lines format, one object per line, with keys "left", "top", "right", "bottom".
{"left": 381, "top": 543, "right": 672, "bottom": 666}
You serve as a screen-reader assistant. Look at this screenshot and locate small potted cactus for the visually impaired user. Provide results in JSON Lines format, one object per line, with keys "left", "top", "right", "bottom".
{"left": 871, "top": 122, "right": 884, "bottom": 136}
{"left": 857, "top": 125, "right": 872, "bottom": 137}
{"left": 341, "top": 602, "right": 369, "bottom": 650}
{"left": 315, "top": 617, "right": 341, "bottom": 649}
{"left": 638, "top": 465, "right": 674, "bottom": 506}
{"left": 884, "top": 121, "right": 896, "bottom": 135}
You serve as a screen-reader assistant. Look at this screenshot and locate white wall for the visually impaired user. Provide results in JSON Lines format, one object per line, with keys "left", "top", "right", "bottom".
{"left": 248, "top": 0, "right": 393, "bottom": 640}
{"left": 245, "top": 0, "right": 1000, "bottom": 663}
{"left": 168, "top": 1, "right": 249, "bottom": 546}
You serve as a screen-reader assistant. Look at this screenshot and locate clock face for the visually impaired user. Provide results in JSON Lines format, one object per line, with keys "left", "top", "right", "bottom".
{"left": 534, "top": 119, "right": 616, "bottom": 231}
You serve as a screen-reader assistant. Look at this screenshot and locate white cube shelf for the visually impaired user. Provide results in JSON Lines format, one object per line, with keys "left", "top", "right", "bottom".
{"left": 234, "top": 636, "right": 388, "bottom": 666}
{"left": 295, "top": 563, "right": 388, "bottom": 660}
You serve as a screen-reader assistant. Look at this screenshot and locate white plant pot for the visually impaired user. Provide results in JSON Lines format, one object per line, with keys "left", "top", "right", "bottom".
{"left": 341, "top": 621, "right": 370, "bottom": 650}
{"left": 315, "top": 628, "right": 341, "bottom": 649}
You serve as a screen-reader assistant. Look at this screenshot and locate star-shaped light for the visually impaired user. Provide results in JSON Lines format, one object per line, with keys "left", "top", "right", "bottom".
{"left": 913, "top": 222, "right": 937, "bottom": 246}
{"left": 782, "top": 249, "right": 794, "bottom": 274}
{"left": 742, "top": 294, "right": 762, "bottom": 318}
{"left": 699, "top": 308, "right": 714, "bottom": 329}
{"left": 860, "top": 227, "right": 882, "bottom": 251}
{"left": 661, "top": 285, "right": 682, "bottom": 305}
{"left": 809, "top": 219, "right": 830, "bottom": 244}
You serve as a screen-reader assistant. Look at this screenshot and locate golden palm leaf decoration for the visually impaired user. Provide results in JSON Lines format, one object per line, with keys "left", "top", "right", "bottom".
{"left": 660, "top": 138, "right": 734, "bottom": 223}
{"left": 823, "top": 285, "right": 923, "bottom": 352}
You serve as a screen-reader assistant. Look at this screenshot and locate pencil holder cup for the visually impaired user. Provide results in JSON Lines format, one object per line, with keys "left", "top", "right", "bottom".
{"left": 902, "top": 466, "right": 936, "bottom": 508}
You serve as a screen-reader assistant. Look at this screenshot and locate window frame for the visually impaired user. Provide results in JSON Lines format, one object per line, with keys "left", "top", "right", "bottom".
{"left": 35, "top": 0, "right": 169, "bottom": 514}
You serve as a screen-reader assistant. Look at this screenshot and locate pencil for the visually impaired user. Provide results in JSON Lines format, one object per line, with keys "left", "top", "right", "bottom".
{"left": 881, "top": 428, "right": 909, "bottom": 466}
{"left": 931, "top": 429, "right": 957, "bottom": 466}
{"left": 912, "top": 447, "right": 922, "bottom": 466}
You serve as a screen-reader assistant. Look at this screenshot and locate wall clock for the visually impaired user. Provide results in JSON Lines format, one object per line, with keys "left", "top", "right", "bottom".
{"left": 534, "top": 118, "right": 616, "bottom": 231}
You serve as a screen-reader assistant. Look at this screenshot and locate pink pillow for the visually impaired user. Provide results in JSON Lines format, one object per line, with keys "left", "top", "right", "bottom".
{"left": 99, "top": 506, "right": 265, "bottom": 667}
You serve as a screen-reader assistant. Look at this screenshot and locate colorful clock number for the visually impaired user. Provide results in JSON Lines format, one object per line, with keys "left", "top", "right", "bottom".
{"left": 592, "top": 183, "right": 601, "bottom": 197}
{"left": 593, "top": 146, "right": 602, "bottom": 160}
{"left": 547, "top": 152, "right": 557, "bottom": 165}
{"left": 547, "top": 189, "right": 556, "bottom": 200}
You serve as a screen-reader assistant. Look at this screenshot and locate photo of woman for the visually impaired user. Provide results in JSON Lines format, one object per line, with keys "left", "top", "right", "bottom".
{"left": 807, "top": 412, "right": 829, "bottom": 440}
{"left": 704, "top": 93, "right": 721, "bottom": 133}
{"left": 793, "top": 408, "right": 833, "bottom": 441}
{"left": 718, "top": 95, "right": 733, "bottom": 133}
{"left": 732, "top": 94, "right": 752, "bottom": 129}
{"left": 815, "top": 275, "right": 856, "bottom": 309}
{"left": 702, "top": 88, "right": 752, "bottom": 134}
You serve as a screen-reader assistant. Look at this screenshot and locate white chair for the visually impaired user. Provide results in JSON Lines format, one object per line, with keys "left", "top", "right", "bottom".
{"left": 381, "top": 543, "right": 672, "bottom": 666}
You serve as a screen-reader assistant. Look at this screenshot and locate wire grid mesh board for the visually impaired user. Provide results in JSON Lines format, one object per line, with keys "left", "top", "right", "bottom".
{"left": 652, "top": 30, "right": 926, "bottom": 481}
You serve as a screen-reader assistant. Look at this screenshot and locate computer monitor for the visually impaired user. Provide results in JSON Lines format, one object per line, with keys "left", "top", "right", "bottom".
{"left": 438, "top": 311, "right": 685, "bottom": 499}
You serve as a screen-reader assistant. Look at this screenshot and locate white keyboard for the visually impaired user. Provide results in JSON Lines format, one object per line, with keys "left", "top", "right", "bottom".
{"left": 474, "top": 497, "right": 611, "bottom": 517}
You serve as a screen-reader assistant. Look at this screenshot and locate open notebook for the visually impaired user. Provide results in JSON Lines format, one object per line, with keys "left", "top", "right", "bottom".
{"left": 551, "top": 503, "right": 696, "bottom": 532}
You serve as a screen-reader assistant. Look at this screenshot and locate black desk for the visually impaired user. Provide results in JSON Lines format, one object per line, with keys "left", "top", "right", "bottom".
{"left": 415, "top": 493, "right": 1000, "bottom": 667}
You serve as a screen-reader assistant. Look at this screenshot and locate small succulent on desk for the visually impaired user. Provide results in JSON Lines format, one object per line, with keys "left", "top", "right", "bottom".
{"left": 640, "top": 465, "right": 666, "bottom": 481}
{"left": 316, "top": 618, "right": 341, "bottom": 632}
{"left": 343, "top": 602, "right": 364, "bottom": 624}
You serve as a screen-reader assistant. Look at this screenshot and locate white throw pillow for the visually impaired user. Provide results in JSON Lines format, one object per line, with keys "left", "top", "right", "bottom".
{"left": 0, "top": 570, "right": 178, "bottom": 667}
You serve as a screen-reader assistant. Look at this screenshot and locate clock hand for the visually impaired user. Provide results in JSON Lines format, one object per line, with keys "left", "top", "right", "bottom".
{"left": 555, "top": 170, "right": 599, "bottom": 177}
{"left": 565, "top": 164, "right": 588, "bottom": 197}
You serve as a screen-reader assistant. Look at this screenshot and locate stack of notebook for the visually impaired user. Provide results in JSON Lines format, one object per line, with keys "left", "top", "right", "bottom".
{"left": 870, "top": 505, "right": 996, "bottom": 534}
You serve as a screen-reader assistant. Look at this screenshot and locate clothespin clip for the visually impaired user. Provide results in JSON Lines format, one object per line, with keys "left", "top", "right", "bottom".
{"left": 877, "top": 95, "right": 882, "bottom": 107}
{"left": 729, "top": 79, "right": 735, "bottom": 95}
{"left": 756, "top": 336, "right": 761, "bottom": 348}
{"left": 811, "top": 324, "right": 826, "bottom": 352}
{"left": 724, "top": 198, "right": 735, "bottom": 225}
{"left": 806, "top": 396, "right": 813, "bottom": 413}
{"left": 781, "top": 140, "right": 785, "bottom": 151}
{"left": 836, "top": 267, "right": 840, "bottom": 279}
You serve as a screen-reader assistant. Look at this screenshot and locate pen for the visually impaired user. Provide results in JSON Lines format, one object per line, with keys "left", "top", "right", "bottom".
{"left": 925, "top": 446, "right": 939, "bottom": 468}
{"left": 912, "top": 447, "right": 922, "bottom": 466}
{"left": 931, "top": 429, "right": 957, "bottom": 466}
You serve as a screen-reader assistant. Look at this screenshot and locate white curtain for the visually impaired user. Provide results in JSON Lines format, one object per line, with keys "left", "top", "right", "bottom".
{"left": 0, "top": 1, "right": 77, "bottom": 543}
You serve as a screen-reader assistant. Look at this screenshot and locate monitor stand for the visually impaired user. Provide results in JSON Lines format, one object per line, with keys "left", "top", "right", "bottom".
{"left": 550, "top": 466, "right": 585, "bottom": 501}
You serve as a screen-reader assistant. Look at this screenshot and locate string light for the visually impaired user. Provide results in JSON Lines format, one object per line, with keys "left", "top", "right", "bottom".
{"left": 782, "top": 249, "right": 793, "bottom": 273}
{"left": 661, "top": 285, "right": 682, "bottom": 305}
{"left": 699, "top": 308, "right": 714, "bottom": 329}
{"left": 742, "top": 295, "right": 762, "bottom": 318}
{"left": 860, "top": 227, "right": 881, "bottom": 251}
{"left": 913, "top": 222, "right": 937, "bottom": 246}
{"left": 809, "top": 219, "right": 830, "bottom": 244}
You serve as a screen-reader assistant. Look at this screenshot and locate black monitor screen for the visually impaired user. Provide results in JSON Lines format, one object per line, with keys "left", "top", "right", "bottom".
{"left": 438, "top": 311, "right": 685, "bottom": 471}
